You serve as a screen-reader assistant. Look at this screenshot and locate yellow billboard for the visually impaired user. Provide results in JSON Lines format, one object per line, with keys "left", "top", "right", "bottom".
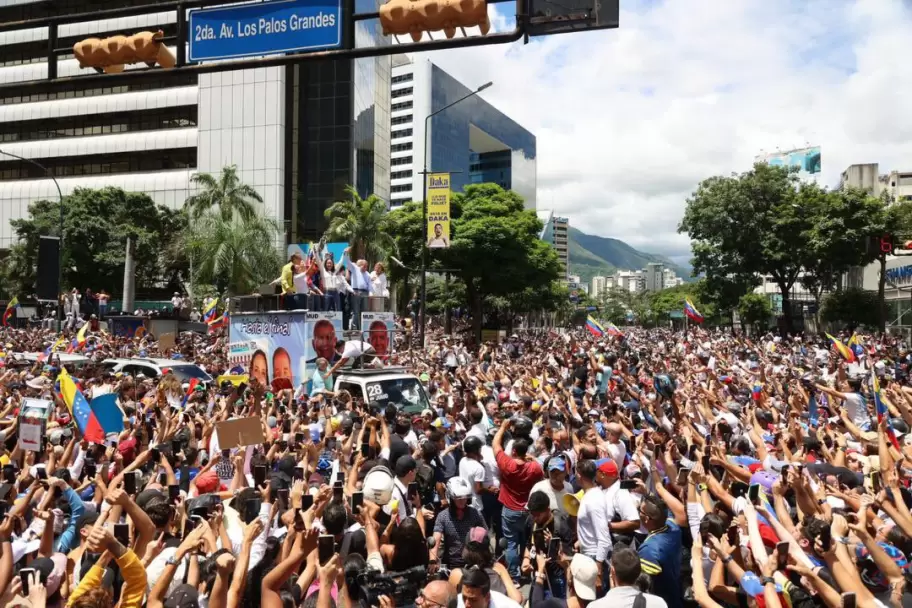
{"left": 426, "top": 172, "right": 451, "bottom": 248}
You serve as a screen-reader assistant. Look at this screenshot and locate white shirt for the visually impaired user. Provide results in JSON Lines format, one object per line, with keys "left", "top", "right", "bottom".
{"left": 480, "top": 445, "right": 501, "bottom": 489}
{"left": 530, "top": 478, "right": 573, "bottom": 513}
{"left": 458, "top": 457, "right": 486, "bottom": 512}
{"left": 371, "top": 271, "right": 388, "bottom": 297}
{"left": 577, "top": 487, "right": 612, "bottom": 561}
{"left": 589, "top": 587, "right": 668, "bottom": 608}
{"left": 293, "top": 272, "right": 310, "bottom": 294}
{"left": 603, "top": 481, "right": 640, "bottom": 526}
{"left": 605, "top": 440, "right": 626, "bottom": 472}
{"left": 843, "top": 392, "right": 870, "bottom": 428}
{"left": 458, "top": 591, "right": 522, "bottom": 608}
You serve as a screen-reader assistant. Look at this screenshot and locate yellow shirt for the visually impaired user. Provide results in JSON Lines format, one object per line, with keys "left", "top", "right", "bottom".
{"left": 68, "top": 548, "right": 147, "bottom": 608}
{"left": 281, "top": 262, "right": 296, "bottom": 294}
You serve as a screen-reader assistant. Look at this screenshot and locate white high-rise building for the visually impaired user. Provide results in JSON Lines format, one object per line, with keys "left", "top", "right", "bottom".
{"left": 591, "top": 275, "right": 607, "bottom": 298}
{"left": 389, "top": 55, "right": 536, "bottom": 209}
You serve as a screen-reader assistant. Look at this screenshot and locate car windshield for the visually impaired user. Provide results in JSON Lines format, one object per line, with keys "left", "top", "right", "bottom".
{"left": 364, "top": 378, "right": 430, "bottom": 412}
{"left": 167, "top": 364, "right": 211, "bottom": 382}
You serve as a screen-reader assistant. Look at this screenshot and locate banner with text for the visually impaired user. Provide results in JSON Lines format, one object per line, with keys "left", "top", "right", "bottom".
{"left": 426, "top": 173, "right": 451, "bottom": 249}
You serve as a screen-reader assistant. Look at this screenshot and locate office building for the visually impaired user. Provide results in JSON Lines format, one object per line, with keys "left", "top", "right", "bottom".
{"left": 537, "top": 209, "right": 569, "bottom": 282}
{"left": 0, "top": 0, "right": 390, "bottom": 247}
{"left": 645, "top": 262, "right": 664, "bottom": 292}
{"left": 388, "top": 55, "right": 536, "bottom": 209}
{"left": 840, "top": 163, "right": 912, "bottom": 203}
{"left": 591, "top": 275, "right": 607, "bottom": 298}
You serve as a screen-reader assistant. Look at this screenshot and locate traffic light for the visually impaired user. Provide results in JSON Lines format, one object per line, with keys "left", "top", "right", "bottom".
{"left": 379, "top": 0, "right": 491, "bottom": 42}
{"left": 881, "top": 233, "right": 895, "bottom": 255}
{"left": 73, "top": 30, "right": 176, "bottom": 74}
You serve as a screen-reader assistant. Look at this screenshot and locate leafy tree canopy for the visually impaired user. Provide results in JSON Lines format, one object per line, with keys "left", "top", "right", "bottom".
{"left": 738, "top": 293, "right": 772, "bottom": 331}
{"left": 820, "top": 287, "right": 880, "bottom": 331}
{"left": 4, "top": 187, "right": 187, "bottom": 297}
{"left": 324, "top": 185, "right": 397, "bottom": 264}
{"left": 185, "top": 165, "right": 263, "bottom": 223}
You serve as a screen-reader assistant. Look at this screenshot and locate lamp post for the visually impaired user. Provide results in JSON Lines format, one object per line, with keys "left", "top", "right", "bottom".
{"left": 418, "top": 80, "right": 493, "bottom": 349}
{"left": 0, "top": 150, "right": 64, "bottom": 331}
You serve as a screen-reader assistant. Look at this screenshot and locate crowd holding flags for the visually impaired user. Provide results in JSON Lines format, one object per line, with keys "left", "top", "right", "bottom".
{"left": 585, "top": 315, "right": 605, "bottom": 337}
{"left": 826, "top": 332, "right": 857, "bottom": 363}
{"left": 872, "top": 374, "right": 902, "bottom": 450}
{"left": 2, "top": 297, "right": 18, "bottom": 327}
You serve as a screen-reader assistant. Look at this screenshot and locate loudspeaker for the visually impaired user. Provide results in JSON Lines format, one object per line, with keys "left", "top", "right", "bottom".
{"left": 37, "top": 236, "right": 60, "bottom": 302}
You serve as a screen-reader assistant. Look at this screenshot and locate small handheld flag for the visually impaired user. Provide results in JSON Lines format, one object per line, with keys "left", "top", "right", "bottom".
{"left": 872, "top": 375, "right": 901, "bottom": 450}
{"left": 684, "top": 297, "right": 704, "bottom": 324}
{"left": 585, "top": 316, "right": 605, "bottom": 337}
{"left": 2, "top": 297, "right": 19, "bottom": 327}
{"left": 605, "top": 321, "right": 624, "bottom": 338}
{"left": 202, "top": 298, "right": 218, "bottom": 324}
{"left": 181, "top": 378, "right": 201, "bottom": 409}
{"left": 207, "top": 310, "right": 229, "bottom": 334}
{"left": 825, "top": 333, "right": 856, "bottom": 363}
{"left": 58, "top": 368, "right": 105, "bottom": 443}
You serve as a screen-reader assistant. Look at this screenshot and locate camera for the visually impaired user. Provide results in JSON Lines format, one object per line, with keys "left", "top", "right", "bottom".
{"left": 355, "top": 566, "right": 427, "bottom": 607}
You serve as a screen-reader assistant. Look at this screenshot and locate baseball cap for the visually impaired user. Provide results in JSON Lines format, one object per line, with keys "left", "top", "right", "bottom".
{"left": 597, "top": 459, "right": 619, "bottom": 477}
{"left": 165, "top": 584, "right": 201, "bottom": 608}
{"left": 548, "top": 458, "right": 566, "bottom": 472}
{"left": 570, "top": 554, "right": 599, "bottom": 601}
{"left": 466, "top": 527, "right": 488, "bottom": 544}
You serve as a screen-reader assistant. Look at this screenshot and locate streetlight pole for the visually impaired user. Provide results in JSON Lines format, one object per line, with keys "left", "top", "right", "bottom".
{"left": 0, "top": 150, "right": 64, "bottom": 332}
{"left": 419, "top": 81, "right": 493, "bottom": 349}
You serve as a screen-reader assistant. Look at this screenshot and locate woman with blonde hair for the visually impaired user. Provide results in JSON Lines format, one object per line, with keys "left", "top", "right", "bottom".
{"left": 371, "top": 262, "right": 389, "bottom": 298}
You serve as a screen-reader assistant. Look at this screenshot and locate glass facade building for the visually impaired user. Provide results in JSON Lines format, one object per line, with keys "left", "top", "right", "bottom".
{"left": 428, "top": 64, "right": 536, "bottom": 206}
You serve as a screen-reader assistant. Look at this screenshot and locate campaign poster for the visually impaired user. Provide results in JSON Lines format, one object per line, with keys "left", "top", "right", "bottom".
{"left": 19, "top": 398, "right": 52, "bottom": 452}
{"left": 303, "top": 311, "right": 344, "bottom": 384}
{"left": 426, "top": 173, "right": 451, "bottom": 248}
{"left": 361, "top": 312, "right": 395, "bottom": 360}
{"left": 228, "top": 312, "right": 309, "bottom": 392}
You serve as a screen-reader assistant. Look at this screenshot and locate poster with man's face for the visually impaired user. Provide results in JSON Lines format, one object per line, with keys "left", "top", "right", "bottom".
{"left": 304, "top": 311, "right": 344, "bottom": 383}
{"left": 361, "top": 312, "right": 395, "bottom": 360}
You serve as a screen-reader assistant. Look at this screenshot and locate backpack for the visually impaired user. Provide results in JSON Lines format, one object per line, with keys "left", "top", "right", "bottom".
{"left": 415, "top": 461, "right": 437, "bottom": 505}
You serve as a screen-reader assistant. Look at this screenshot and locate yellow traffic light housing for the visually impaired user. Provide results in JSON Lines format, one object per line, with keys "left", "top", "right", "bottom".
{"left": 379, "top": 0, "right": 491, "bottom": 42}
{"left": 73, "top": 30, "right": 176, "bottom": 74}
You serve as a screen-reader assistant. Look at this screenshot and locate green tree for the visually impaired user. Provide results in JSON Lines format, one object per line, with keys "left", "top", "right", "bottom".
{"left": 680, "top": 163, "right": 820, "bottom": 331}
{"left": 820, "top": 287, "right": 879, "bottom": 331}
{"left": 3, "top": 187, "right": 187, "bottom": 297}
{"left": 387, "top": 184, "right": 562, "bottom": 342}
{"left": 185, "top": 165, "right": 263, "bottom": 223}
{"left": 596, "top": 288, "right": 630, "bottom": 324}
{"left": 737, "top": 293, "right": 772, "bottom": 334}
{"left": 324, "top": 186, "right": 397, "bottom": 264}
{"left": 186, "top": 212, "right": 283, "bottom": 296}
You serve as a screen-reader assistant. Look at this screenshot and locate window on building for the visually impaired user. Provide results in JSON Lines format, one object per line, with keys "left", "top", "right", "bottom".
{"left": 0, "top": 73, "right": 198, "bottom": 105}
{"left": 391, "top": 184, "right": 411, "bottom": 193}
{"left": 391, "top": 73, "right": 413, "bottom": 84}
{"left": 391, "top": 142, "right": 413, "bottom": 153}
{"left": 391, "top": 169, "right": 413, "bottom": 180}
{"left": 0, "top": 106, "right": 198, "bottom": 142}
{"left": 0, "top": 147, "right": 197, "bottom": 179}
{"left": 391, "top": 156, "right": 412, "bottom": 166}
{"left": 391, "top": 115, "right": 411, "bottom": 126}
{"left": 391, "top": 101, "right": 413, "bottom": 111}
{"left": 391, "top": 128, "right": 412, "bottom": 139}
{"left": 391, "top": 87, "right": 413, "bottom": 99}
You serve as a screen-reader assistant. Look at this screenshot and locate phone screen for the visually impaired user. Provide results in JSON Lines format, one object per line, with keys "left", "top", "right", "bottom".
{"left": 254, "top": 465, "right": 267, "bottom": 488}
{"left": 620, "top": 479, "right": 637, "bottom": 491}
{"left": 351, "top": 491, "right": 363, "bottom": 511}
{"left": 407, "top": 482, "right": 418, "bottom": 499}
{"left": 360, "top": 443, "right": 370, "bottom": 458}
{"left": 150, "top": 448, "right": 160, "bottom": 463}
{"left": 83, "top": 463, "right": 96, "bottom": 480}
{"left": 333, "top": 481, "right": 343, "bottom": 501}
{"left": 748, "top": 484, "right": 760, "bottom": 503}
{"left": 318, "top": 535, "right": 334, "bottom": 565}
{"left": 872, "top": 472, "right": 882, "bottom": 493}
{"left": 36, "top": 467, "right": 47, "bottom": 480}
{"left": 168, "top": 484, "right": 180, "bottom": 502}
{"left": 277, "top": 488, "right": 290, "bottom": 506}
{"left": 19, "top": 568, "right": 34, "bottom": 597}
{"left": 776, "top": 542, "right": 789, "bottom": 569}
{"left": 842, "top": 592, "right": 856, "bottom": 608}
{"left": 171, "top": 440, "right": 181, "bottom": 456}
{"left": 301, "top": 493, "right": 314, "bottom": 510}
{"left": 244, "top": 499, "right": 260, "bottom": 524}
{"left": 548, "top": 538, "right": 561, "bottom": 561}
{"left": 294, "top": 466, "right": 305, "bottom": 481}
{"left": 727, "top": 525, "right": 738, "bottom": 547}
{"left": 123, "top": 471, "right": 136, "bottom": 495}
{"left": 114, "top": 523, "right": 130, "bottom": 546}
{"left": 533, "top": 530, "right": 545, "bottom": 551}
{"left": 675, "top": 468, "right": 689, "bottom": 486}
{"left": 701, "top": 454, "right": 711, "bottom": 470}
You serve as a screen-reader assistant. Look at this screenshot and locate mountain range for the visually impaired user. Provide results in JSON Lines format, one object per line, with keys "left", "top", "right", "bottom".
{"left": 568, "top": 226, "right": 693, "bottom": 286}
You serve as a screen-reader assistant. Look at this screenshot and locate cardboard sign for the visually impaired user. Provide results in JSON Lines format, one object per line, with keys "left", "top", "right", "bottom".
{"left": 159, "top": 332, "right": 176, "bottom": 351}
{"left": 19, "top": 398, "right": 53, "bottom": 452}
{"left": 214, "top": 416, "right": 265, "bottom": 450}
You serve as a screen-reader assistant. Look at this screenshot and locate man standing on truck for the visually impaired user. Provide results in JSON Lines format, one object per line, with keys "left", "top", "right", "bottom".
{"left": 328, "top": 339, "right": 383, "bottom": 375}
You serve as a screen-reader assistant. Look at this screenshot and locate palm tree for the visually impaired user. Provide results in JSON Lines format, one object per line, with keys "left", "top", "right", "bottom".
{"left": 324, "top": 185, "right": 397, "bottom": 263}
{"left": 186, "top": 212, "right": 282, "bottom": 296}
{"left": 185, "top": 165, "right": 263, "bottom": 223}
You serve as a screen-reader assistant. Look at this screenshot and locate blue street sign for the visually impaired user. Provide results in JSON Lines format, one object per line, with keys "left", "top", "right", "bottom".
{"left": 188, "top": 0, "right": 342, "bottom": 62}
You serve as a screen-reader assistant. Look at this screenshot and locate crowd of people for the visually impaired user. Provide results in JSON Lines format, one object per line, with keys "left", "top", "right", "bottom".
{"left": 0, "top": 321, "right": 906, "bottom": 608}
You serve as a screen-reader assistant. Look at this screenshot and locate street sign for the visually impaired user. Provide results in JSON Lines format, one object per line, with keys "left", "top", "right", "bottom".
{"left": 188, "top": 0, "right": 343, "bottom": 63}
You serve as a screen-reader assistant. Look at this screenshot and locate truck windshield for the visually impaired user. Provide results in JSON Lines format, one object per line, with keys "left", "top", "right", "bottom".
{"left": 364, "top": 378, "right": 430, "bottom": 412}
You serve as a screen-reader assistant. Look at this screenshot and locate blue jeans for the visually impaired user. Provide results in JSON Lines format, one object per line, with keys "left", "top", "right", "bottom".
{"left": 323, "top": 291, "right": 340, "bottom": 312}
{"left": 351, "top": 290, "right": 368, "bottom": 329}
{"left": 546, "top": 567, "right": 567, "bottom": 599}
{"left": 501, "top": 506, "right": 529, "bottom": 579}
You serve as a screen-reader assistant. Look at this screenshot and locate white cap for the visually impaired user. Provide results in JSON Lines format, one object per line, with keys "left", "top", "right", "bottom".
{"left": 570, "top": 554, "right": 599, "bottom": 601}
{"left": 362, "top": 465, "right": 394, "bottom": 505}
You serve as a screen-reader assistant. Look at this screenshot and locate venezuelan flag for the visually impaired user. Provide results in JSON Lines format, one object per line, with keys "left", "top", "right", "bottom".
{"left": 180, "top": 378, "right": 201, "bottom": 409}
{"left": 585, "top": 316, "right": 605, "bottom": 337}
{"left": 873, "top": 375, "right": 901, "bottom": 450}
{"left": 203, "top": 298, "right": 218, "bottom": 324}
{"left": 684, "top": 297, "right": 704, "bottom": 324}
{"left": 207, "top": 310, "right": 229, "bottom": 334}
{"left": 752, "top": 383, "right": 763, "bottom": 401}
{"left": 605, "top": 321, "right": 624, "bottom": 337}
{"left": 825, "top": 333, "right": 856, "bottom": 363}
{"left": 58, "top": 367, "right": 105, "bottom": 443}
{"left": 2, "top": 297, "right": 19, "bottom": 327}
{"left": 38, "top": 336, "right": 67, "bottom": 363}
{"left": 848, "top": 333, "right": 864, "bottom": 358}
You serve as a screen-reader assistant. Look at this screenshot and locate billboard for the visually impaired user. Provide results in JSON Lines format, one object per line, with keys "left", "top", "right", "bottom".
{"left": 361, "top": 312, "right": 395, "bottom": 360}
{"left": 426, "top": 173, "right": 451, "bottom": 249}
{"left": 757, "top": 146, "right": 821, "bottom": 177}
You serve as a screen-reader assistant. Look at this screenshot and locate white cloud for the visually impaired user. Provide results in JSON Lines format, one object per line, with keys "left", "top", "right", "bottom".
{"left": 412, "top": 0, "right": 912, "bottom": 259}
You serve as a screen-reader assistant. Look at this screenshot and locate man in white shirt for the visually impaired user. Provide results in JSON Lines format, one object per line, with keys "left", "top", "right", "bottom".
{"left": 575, "top": 460, "right": 611, "bottom": 596}
{"left": 604, "top": 424, "right": 627, "bottom": 472}
{"left": 459, "top": 436, "right": 487, "bottom": 513}
{"left": 589, "top": 548, "right": 668, "bottom": 608}
{"left": 458, "top": 566, "right": 522, "bottom": 608}
{"left": 529, "top": 457, "right": 573, "bottom": 514}
{"left": 597, "top": 459, "right": 640, "bottom": 543}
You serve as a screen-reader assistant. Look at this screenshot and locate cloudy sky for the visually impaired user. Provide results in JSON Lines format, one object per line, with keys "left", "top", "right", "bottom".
{"left": 420, "top": 0, "right": 912, "bottom": 263}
